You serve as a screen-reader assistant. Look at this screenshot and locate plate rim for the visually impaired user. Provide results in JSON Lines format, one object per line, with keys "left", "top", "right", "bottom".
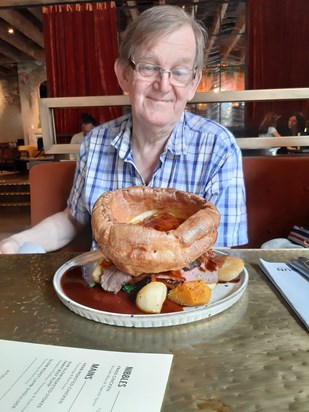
{"left": 53, "top": 252, "right": 249, "bottom": 327}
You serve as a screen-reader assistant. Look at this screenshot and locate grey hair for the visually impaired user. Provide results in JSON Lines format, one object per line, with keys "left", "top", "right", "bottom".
{"left": 118, "top": 5, "right": 207, "bottom": 70}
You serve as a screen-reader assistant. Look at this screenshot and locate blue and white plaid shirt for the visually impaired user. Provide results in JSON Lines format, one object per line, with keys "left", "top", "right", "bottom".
{"left": 68, "top": 111, "right": 247, "bottom": 247}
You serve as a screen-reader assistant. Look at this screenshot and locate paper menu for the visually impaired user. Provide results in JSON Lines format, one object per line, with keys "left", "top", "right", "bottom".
{"left": 259, "top": 259, "right": 309, "bottom": 331}
{"left": 0, "top": 340, "right": 173, "bottom": 412}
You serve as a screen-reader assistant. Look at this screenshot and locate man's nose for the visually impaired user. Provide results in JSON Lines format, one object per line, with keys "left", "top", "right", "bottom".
{"left": 154, "top": 70, "right": 172, "bottom": 90}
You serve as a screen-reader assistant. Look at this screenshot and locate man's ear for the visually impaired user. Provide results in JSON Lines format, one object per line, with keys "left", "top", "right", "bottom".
{"left": 187, "top": 70, "right": 202, "bottom": 101}
{"left": 114, "top": 59, "right": 130, "bottom": 93}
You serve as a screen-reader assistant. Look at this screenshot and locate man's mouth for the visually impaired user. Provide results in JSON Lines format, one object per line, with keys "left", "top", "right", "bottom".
{"left": 147, "top": 95, "right": 171, "bottom": 103}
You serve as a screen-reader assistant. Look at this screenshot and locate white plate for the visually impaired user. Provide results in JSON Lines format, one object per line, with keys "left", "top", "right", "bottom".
{"left": 53, "top": 252, "right": 249, "bottom": 328}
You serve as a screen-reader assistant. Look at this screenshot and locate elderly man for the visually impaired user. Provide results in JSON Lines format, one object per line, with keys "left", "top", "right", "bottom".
{"left": 0, "top": 5, "right": 247, "bottom": 254}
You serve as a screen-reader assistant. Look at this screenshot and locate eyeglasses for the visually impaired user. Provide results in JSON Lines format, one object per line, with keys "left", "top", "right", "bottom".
{"left": 129, "top": 59, "right": 196, "bottom": 86}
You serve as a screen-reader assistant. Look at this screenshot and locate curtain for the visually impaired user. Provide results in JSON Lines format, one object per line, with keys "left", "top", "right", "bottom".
{"left": 43, "top": 2, "right": 121, "bottom": 138}
{"left": 247, "top": 0, "right": 309, "bottom": 131}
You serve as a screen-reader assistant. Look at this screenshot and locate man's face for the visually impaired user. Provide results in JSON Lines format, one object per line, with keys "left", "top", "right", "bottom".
{"left": 115, "top": 25, "right": 201, "bottom": 131}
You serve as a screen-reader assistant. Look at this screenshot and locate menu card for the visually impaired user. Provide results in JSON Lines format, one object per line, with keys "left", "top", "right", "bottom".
{"left": 0, "top": 340, "right": 173, "bottom": 412}
{"left": 259, "top": 259, "right": 309, "bottom": 330}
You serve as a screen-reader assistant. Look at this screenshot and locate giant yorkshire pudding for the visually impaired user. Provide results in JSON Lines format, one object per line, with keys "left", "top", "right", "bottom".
{"left": 91, "top": 186, "right": 220, "bottom": 276}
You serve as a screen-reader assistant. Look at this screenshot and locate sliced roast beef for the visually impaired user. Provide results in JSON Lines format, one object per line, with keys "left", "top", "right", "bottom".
{"left": 180, "top": 263, "right": 218, "bottom": 284}
{"left": 100, "top": 265, "right": 132, "bottom": 293}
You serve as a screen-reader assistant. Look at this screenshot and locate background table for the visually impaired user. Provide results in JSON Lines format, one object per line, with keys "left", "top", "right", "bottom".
{"left": 0, "top": 249, "right": 308, "bottom": 411}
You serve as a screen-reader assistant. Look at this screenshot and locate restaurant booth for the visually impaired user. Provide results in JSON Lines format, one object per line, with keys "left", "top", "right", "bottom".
{"left": 29, "top": 151, "right": 309, "bottom": 251}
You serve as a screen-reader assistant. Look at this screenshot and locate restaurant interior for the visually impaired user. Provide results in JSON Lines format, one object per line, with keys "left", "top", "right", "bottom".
{"left": 0, "top": 1, "right": 308, "bottom": 411}
{"left": 0, "top": 0, "right": 308, "bottom": 247}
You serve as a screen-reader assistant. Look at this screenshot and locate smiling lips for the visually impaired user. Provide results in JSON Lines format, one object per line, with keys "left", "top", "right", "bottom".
{"left": 147, "top": 96, "right": 172, "bottom": 104}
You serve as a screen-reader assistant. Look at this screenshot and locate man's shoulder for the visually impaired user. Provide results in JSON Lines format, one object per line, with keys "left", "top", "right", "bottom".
{"left": 184, "top": 111, "right": 232, "bottom": 136}
{"left": 100, "top": 113, "right": 131, "bottom": 130}
{"left": 89, "top": 114, "right": 131, "bottom": 140}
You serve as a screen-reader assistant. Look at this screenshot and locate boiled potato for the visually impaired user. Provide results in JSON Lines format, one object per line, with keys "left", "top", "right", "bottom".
{"left": 218, "top": 256, "right": 244, "bottom": 282}
{"left": 136, "top": 281, "right": 167, "bottom": 313}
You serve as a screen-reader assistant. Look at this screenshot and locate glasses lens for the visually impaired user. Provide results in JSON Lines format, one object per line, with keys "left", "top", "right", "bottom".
{"left": 170, "top": 68, "right": 192, "bottom": 85}
{"left": 136, "top": 63, "right": 160, "bottom": 78}
{"left": 134, "top": 61, "right": 193, "bottom": 86}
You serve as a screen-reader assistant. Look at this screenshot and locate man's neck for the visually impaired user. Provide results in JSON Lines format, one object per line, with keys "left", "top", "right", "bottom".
{"left": 131, "top": 132, "right": 170, "bottom": 185}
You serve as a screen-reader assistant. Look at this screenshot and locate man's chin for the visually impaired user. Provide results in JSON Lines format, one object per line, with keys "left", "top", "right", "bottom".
{"left": 140, "top": 110, "right": 179, "bottom": 129}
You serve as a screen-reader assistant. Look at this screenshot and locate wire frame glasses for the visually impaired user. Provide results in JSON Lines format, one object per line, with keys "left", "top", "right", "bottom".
{"left": 129, "top": 59, "right": 196, "bottom": 86}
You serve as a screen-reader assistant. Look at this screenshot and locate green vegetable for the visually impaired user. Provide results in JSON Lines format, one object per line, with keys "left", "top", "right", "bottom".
{"left": 122, "top": 283, "right": 137, "bottom": 294}
{"left": 122, "top": 277, "right": 151, "bottom": 295}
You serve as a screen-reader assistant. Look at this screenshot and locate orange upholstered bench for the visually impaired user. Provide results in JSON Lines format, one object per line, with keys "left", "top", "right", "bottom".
{"left": 29, "top": 156, "right": 309, "bottom": 251}
{"left": 242, "top": 155, "right": 309, "bottom": 248}
{"left": 29, "top": 161, "right": 92, "bottom": 252}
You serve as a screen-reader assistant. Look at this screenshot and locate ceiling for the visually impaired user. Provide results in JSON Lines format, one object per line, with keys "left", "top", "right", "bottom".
{"left": 0, "top": 0, "right": 246, "bottom": 80}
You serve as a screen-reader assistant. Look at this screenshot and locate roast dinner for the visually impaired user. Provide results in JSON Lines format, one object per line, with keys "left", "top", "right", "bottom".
{"left": 67, "top": 186, "right": 244, "bottom": 314}
{"left": 62, "top": 186, "right": 245, "bottom": 315}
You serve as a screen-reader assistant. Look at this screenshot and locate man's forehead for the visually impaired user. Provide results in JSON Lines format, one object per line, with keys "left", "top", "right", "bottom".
{"left": 136, "top": 25, "right": 195, "bottom": 50}
{"left": 135, "top": 33, "right": 196, "bottom": 63}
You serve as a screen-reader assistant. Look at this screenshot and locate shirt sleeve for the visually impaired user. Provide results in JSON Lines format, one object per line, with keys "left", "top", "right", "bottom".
{"left": 268, "top": 126, "right": 277, "bottom": 136}
{"left": 203, "top": 131, "right": 248, "bottom": 247}
{"left": 67, "top": 138, "right": 90, "bottom": 225}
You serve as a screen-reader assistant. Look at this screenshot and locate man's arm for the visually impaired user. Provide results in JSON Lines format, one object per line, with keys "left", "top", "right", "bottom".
{"left": 0, "top": 207, "right": 83, "bottom": 254}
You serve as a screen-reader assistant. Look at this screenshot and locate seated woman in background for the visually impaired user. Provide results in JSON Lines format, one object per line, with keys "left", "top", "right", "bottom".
{"left": 258, "top": 112, "right": 281, "bottom": 155}
{"left": 258, "top": 112, "right": 281, "bottom": 137}
{"left": 285, "top": 112, "right": 305, "bottom": 136}
{"left": 277, "top": 112, "right": 306, "bottom": 153}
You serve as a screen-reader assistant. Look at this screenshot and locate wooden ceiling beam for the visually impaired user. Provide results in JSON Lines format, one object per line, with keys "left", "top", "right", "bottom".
{"left": 0, "top": 9, "right": 44, "bottom": 47}
{"left": 126, "top": 1, "right": 139, "bottom": 20}
{"left": 190, "top": 0, "right": 199, "bottom": 17}
{"left": 0, "top": 41, "right": 31, "bottom": 62}
{"left": 0, "top": 25, "right": 44, "bottom": 61}
{"left": 27, "top": 6, "right": 43, "bottom": 23}
{"left": 0, "top": 65, "right": 16, "bottom": 75}
{"left": 0, "top": 0, "right": 81, "bottom": 5}
{"left": 222, "top": 23, "right": 245, "bottom": 64}
{"left": 204, "top": 3, "right": 228, "bottom": 63}
{"left": 222, "top": 3, "right": 246, "bottom": 64}
{"left": 0, "top": 54, "right": 12, "bottom": 64}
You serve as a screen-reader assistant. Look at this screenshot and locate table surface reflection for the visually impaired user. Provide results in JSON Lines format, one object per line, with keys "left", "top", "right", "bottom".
{"left": 0, "top": 249, "right": 308, "bottom": 412}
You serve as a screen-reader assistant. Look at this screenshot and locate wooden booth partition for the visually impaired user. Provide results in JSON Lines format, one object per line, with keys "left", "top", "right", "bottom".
{"left": 39, "top": 89, "right": 309, "bottom": 155}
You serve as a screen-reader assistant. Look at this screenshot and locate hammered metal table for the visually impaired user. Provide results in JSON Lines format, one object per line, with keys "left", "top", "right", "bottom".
{"left": 0, "top": 249, "right": 308, "bottom": 412}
